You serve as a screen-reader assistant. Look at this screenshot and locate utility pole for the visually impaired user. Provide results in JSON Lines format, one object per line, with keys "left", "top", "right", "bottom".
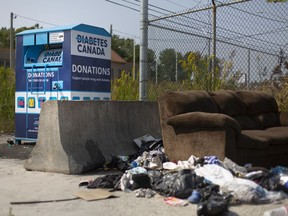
{"left": 110, "top": 24, "right": 113, "bottom": 35}
{"left": 10, "top": 12, "right": 14, "bottom": 69}
{"left": 139, "top": 0, "right": 148, "bottom": 101}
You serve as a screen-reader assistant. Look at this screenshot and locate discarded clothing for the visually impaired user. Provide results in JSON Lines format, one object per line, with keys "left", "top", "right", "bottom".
{"left": 79, "top": 173, "right": 122, "bottom": 189}
{"left": 134, "top": 188, "right": 157, "bottom": 198}
{"left": 222, "top": 177, "right": 288, "bottom": 204}
{"left": 87, "top": 134, "right": 288, "bottom": 211}
{"left": 223, "top": 157, "right": 247, "bottom": 177}
{"left": 128, "top": 137, "right": 168, "bottom": 170}
{"left": 162, "top": 155, "right": 197, "bottom": 171}
{"left": 153, "top": 169, "right": 208, "bottom": 199}
{"left": 104, "top": 155, "right": 130, "bottom": 171}
{"left": 120, "top": 167, "right": 151, "bottom": 191}
{"left": 195, "top": 164, "right": 234, "bottom": 187}
{"left": 259, "top": 168, "right": 288, "bottom": 194}
{"left": 188, "top": 190, "right": 202, "bottom": 204}
{"left": 204, "top": 156, "right": 222, "bottom": 166}
{"left": 197, "top": 192, "right": 231, "bottom": 216}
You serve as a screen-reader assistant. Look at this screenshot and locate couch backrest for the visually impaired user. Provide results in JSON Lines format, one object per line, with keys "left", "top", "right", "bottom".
{"left": 158, "top": 90, "right": 280, "bottom": 130}
{"left": 158, "top": 90, "right": 218, "bottom": 120}
{"left": 236, "top": 90, "right": 280, "bottom": 129}
{"left": 209, "top": 90, "right": 246, "bottom": 116}
{"left": 209, "top": 90, "right": 258, "bottom": 130}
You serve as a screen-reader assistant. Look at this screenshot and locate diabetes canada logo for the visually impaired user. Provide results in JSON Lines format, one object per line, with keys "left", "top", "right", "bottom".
{"left": 42, "top": 50, "right": 62, "bottom": 63}
{"left": 75, "top": 34, "right": 108, "bottom": 56}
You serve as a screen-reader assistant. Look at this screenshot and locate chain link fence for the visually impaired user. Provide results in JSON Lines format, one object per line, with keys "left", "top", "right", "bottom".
{"left": 146, "top": 0, "right": 288, "bottom": 101}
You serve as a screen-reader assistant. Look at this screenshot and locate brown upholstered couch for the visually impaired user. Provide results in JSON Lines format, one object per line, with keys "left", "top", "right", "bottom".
{"left": 158, "top": 90, "right": 288, "bottom": 168}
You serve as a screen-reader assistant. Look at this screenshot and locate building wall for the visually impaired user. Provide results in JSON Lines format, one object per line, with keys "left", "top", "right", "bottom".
{"left": 0, "top": 48, "right": 11, "bottom": 68}
{"left": 111, "top": 62, "right": 139, "bottom": 80}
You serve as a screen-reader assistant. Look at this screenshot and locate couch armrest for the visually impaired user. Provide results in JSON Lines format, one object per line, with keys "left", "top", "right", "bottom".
{"left": 279, "top": 111, "right": 288, "bottom": 126}
{"left": 166, "top": 112, "right": 241, "bottom": 134}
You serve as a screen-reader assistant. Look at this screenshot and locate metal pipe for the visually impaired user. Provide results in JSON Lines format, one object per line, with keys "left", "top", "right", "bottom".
{"left": 247, "top": 48, "right": 250, "bottom": 89}
{"left": 211, "top": 0, "right": 216, "bottom": 88}
{"left": 139, "top": 0, "right": 148, "bottom": 101}
{"left": 175, "top": 50, "right": 178, "bottom": 82}
{"left": 149, "top": 0, "right": 251, "bottom": 23}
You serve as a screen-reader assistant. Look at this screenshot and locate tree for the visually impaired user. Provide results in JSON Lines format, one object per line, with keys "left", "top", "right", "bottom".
{"left": 112, "top": 35, "right": 139, "bottom": 62}
{"left": 180, "top": 51, "right": 241, "bottom": 91}
{"left": 0, "top": 27, "right": 10, "bottom": 48}
{"left": 158, "top": 49, "right": 175, "bottom": 81}
{"left": 180, "top": 51, "right": 213, "bottom": 89}
{"left": 15, "top": 24, "right": 41, "bottom": 34}
{"left": 0, "top": 24, "right": 41, "bottom": 48}
{"left": 111, "top": 34, "right": 157, "bottom": 80}
{"left": 157, "top": 48, "right": 184, "bottom": 82}
{"left": 270, "top": 48, "right": 288, "bottom": 80}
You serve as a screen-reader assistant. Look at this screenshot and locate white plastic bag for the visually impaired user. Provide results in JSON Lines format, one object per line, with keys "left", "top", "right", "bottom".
{"left": 195, "top": 164, "right": 234, "bottom": 186}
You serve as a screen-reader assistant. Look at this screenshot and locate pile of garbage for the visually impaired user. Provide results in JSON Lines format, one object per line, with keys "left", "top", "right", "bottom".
{"left": 80, "top": 135, "right": 288, "bottom": 216}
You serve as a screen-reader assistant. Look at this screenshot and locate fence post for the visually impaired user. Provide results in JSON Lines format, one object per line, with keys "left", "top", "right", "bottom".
{"left": 139, "top": 0, "right": 148, "bottom": 101}
{"left": 211, "top": 0, "right": 216, "bottom": 89}
{"left": 175, "top": 50, "right": 178, "bottom": 82}
{"left": 156, "top": 58, "right": 158, "bottom": 84}
{"left": 247, "top": 48, "right": 250, "bottom": 90}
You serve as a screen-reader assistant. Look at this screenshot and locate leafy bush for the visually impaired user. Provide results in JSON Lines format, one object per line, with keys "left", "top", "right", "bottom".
{"left": 147, "top": 81, "right": 182, "bottom": 101}
{"left": 109, "top": 65, "right": 288, "bottom": 113}
{"left": 179, "top": 52, "right": 241, "bottom": 91}
{"left": 111, "top": 71, "right": 139, "bottom": 100}
{"left": 0, "top": 67, "right": 15, "bottom": 132}
{"left": 256, "top": 77, "right": 288, "bottom": 111}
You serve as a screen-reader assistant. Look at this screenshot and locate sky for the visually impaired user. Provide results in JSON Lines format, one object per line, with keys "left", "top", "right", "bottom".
{"left": 1, "top": 0, "right": 209, "bottom": 42}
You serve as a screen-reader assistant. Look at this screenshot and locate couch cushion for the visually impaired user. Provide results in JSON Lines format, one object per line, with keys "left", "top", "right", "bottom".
{"left": 279, "top": 112, "right": 288, "bottom": 126}
{"left": 238, "top": 130, "right": 270, "bottom": 149}
{"left": 236, "top": 90, "right": 278, "bottom": 115}
{"left": 158, "top": 91, "right": 219, "bottom": 118}
{"left": 239, "top": 127, "right": 288, "bottom": 149}
{"left": 236, "top": 90, "right": 280, "bottom": 129}
{"left": 210, "top": 90, "right": 246, "bottom": 116}
{"left": 264, "top": 126, "right": 288, "bottom": 145}
{"left": 252, "top": 113, "right": 280, "bottom": 129}
{"left": 166, "top": 112, "right": 241, "bottom": 134}
{"left": 233, "top": 115, "right": 258, "bottom": 130}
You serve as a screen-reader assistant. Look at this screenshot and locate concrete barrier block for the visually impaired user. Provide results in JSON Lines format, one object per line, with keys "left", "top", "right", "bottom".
{"left": 24, "top": 100, "right": 161, "bottom": 174}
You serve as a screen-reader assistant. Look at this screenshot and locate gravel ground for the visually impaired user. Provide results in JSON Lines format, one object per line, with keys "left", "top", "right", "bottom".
{"left": 0, "top": 140, "right": 34, "bottom": 160}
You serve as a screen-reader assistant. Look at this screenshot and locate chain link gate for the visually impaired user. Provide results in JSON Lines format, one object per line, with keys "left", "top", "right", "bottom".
{"left": 146, "top": 0, "right": 288, "bottom": 102}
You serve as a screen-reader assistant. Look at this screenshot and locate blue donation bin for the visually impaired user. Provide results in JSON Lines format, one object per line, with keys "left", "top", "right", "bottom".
{"left": 15, "top": 24, "right": 111, "bottom": 143}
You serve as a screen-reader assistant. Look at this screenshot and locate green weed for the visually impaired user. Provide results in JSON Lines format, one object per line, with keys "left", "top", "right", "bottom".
{"left": 0, "top": 67, "right": 15, "bottom": 132}
{"left": 111, "top": 71, "right": 139, "bottom": 101}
